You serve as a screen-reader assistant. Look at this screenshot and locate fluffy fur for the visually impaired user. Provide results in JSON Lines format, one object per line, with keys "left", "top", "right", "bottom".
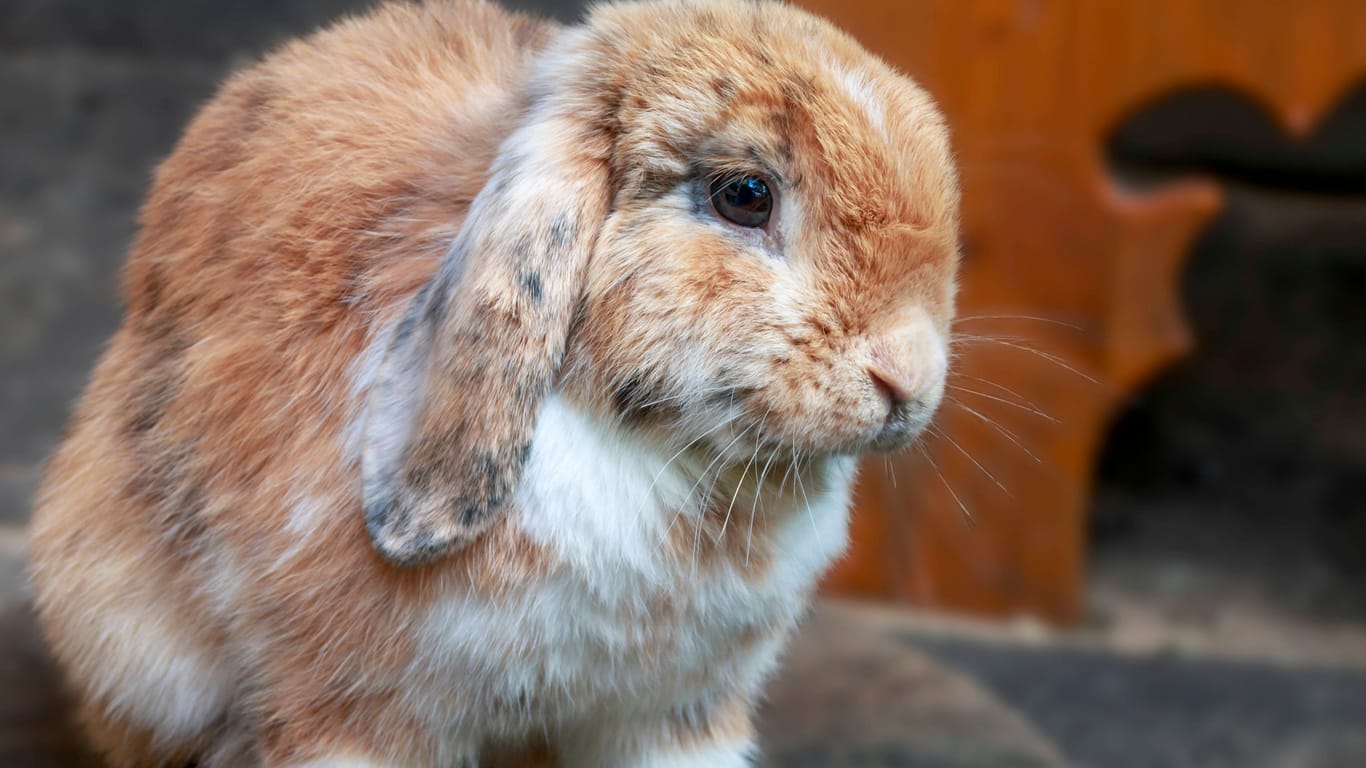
{"left": 26, "top": 1, "right": 960, "bottom": 765}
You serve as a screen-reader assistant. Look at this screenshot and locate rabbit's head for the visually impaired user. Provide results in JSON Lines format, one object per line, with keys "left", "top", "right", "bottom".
{"left": 363, "top": 0, "right": 960, "bottom": 565}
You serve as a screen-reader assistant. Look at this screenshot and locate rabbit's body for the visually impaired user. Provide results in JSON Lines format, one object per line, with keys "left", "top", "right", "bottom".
{"left": 28, "top": 0, "right": 961, "bottom": 765}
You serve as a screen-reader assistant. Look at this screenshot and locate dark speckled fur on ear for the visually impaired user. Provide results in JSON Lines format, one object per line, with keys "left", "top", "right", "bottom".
{"left": 361, "top": 61, "right": 615, "bottom": 565}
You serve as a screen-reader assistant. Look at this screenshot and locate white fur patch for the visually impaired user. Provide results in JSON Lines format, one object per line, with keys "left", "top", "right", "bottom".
{"left": 342, "top": 320, "right": 397, "bottom": 462}
{"left": 516, "top": 395, "right": 691, "bottom": 583}
{"left": 833, "top": 61, "right": 888, "bottom": 139}
{"left": 403, "top": 395, "right": 855, "bottom": 751}
{"left": 515, "top": 395, "right": 853, "bottom": 604}
{"left": 285, "top": 492, "right": 327, "bottom": 537}
{"left": 269, "top": 491, "right": 332, "bottom": 570}
{"left": 635, "top": 741, "right": 757, "bottom": 768}
{"left": 78, "top": 602, "right": 231, "bottom": 741}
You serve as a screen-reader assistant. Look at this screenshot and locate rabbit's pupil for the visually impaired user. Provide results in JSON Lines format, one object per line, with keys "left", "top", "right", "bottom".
{"left": 712, "top": 175, "right": 772, "bottom": 228}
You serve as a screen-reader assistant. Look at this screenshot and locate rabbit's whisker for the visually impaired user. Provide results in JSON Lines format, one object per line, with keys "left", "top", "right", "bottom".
{"left": 792, "top": 449, "right": 819, "bottom": 547}
{"left": 726, "top": 405, "right": 772, "bottom": 565}
{"left": 927, "top": 423, "right": 1009, "bottom": 497}
{"left": 723, "top": 448, "right": 757, "bottom": 573}
{"left": 718, "top": 440, "right": 760, "bottom": 544}
{"left": 953, "top": 313, "right": 1084, "bottom": 331}
{"left": 917, "top": 442, "right": 974, "bottom": 526}
{"left": 631, "top": 384, "right": 737, "bottom": 414}
{"left": 776, "top": 442, "right": 798, "bottom": 499}
{"left": 946, "top": 383, "right": 1058, "bottom": 423}
{"left": 746, "top": 426, "right": 779, "bottom": 567}
{"left": 647, "top": 417, "right": 728, "bottom": 499}
{"left": 952, "top": 373, "right": 1054, "bottom": 420}
{"left": 949, "top": 334, "right": 1099, "bottom": 384}
{"left": 700, "top": 409, "right": 767, "bottom": 574}
{"left": 666, "top": 419, "right": 756, "bottom": 546}
{"left": 944, "top": 396, "right": 1042, "bottom": 464}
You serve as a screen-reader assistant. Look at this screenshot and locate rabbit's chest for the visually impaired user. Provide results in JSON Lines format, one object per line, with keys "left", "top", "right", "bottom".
{"left": 406, "top": 395, "right": 855, "bottom": 724}
{"left": 413, "top": 556, "right": 800, "bottom": 717}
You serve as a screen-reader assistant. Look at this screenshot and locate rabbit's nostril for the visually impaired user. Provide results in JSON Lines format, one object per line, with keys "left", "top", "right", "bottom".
{"left": 867, "top": 365, "right": 910, "bottom": 412}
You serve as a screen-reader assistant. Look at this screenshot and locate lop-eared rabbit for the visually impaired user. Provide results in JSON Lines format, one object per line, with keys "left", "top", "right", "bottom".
{"left": 28, "top": 1, "right": 960, "bottom": 765}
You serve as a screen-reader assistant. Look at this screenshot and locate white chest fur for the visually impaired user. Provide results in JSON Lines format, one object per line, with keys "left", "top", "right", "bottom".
{"left": 404, "top": 395, "right": 856, "bottom": 737}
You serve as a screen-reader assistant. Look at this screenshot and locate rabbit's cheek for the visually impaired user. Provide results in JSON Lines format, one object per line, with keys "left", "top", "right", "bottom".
{"left": 724, "top": 301, "right": 947, "bottom": 456}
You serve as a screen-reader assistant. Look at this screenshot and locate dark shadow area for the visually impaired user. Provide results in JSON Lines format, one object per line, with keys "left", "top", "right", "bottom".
{"left": 0, "top": 604, "right": 100, "bottom": 768}
{"left": 1106, "top": 83, "right": 1366, "bottom": 195}
{"left": 1095, "top": 81, "right": 1366, "bottom": 621}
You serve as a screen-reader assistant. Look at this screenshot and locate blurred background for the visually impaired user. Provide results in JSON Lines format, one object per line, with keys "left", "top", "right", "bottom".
{"left": 2, "top": 1, "right": 1363, "bottom": 766}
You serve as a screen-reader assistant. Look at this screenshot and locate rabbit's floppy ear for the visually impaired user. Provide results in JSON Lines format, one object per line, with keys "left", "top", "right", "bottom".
{"left": 361, "top": 59, "right": 615, "bottom": 565}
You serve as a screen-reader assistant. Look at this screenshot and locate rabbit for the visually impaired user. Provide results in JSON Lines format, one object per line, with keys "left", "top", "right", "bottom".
{"left": 25, "top": 0, "right": 961, "bottom": 765}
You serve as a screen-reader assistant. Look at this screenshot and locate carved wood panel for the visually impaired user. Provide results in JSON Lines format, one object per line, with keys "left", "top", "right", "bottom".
{"left": 801, "top": 0, "right": 1366, "bottom": 623}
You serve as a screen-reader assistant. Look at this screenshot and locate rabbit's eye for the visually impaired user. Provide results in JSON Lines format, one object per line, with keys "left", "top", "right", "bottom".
{"left": 711, "top": 175, "right": 773, "bottom": 228}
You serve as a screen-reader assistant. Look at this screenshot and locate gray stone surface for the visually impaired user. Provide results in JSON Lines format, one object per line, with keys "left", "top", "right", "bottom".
{"left": 1, "top": 0, "right": 581, "bottom": 59}
{"left": 0, "top": 50, "right": 224, "bottom": 523}
{"left": 764, "top": 602, "right": 1072, "bottom": 768}
{"left": 909, "top": 634, "right": 1366, "bottom": 768}
{"left": 0, "top": 527, "right": 25, "bottom": 608}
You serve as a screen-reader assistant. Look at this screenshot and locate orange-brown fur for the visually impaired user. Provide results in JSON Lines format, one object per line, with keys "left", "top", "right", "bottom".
{"left": 27, "top": 1, "right": 960, "bottom": 765}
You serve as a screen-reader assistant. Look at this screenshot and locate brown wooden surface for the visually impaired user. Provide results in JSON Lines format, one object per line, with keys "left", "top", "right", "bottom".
{"left": 803, "top": 0, "right": 1366, "bottom": 622}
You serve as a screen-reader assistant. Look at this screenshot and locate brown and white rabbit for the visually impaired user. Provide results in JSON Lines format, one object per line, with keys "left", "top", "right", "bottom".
{"left": 26, "top": 0, "right": 960, "bottom": 765}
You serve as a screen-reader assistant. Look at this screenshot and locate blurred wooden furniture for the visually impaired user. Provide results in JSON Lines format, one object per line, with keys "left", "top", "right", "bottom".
{"left": 803, "top": 0, "right": 1366, "bottom": 622}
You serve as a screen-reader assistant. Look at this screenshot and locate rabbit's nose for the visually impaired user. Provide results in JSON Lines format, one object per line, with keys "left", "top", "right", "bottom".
{"left": 867, "top": 363, "right": 933, "bottom": 428}
{"left": 864, "top": 307, "right": 948, "bottom": 426}
{"left": 867, "top": 363, "right": 911, "bottom": 412}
